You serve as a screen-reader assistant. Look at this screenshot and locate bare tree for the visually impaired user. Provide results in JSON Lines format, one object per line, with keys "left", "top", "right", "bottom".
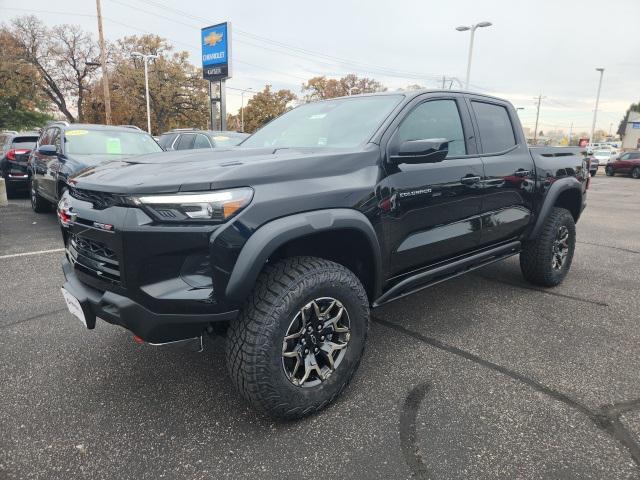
{"left": 8, "top": 16, "right": 100, "bottom": 122}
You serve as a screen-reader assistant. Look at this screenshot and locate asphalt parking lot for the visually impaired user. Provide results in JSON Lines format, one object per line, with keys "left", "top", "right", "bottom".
{"left": 1, "top": 172, "right": 639, "bottom": 480}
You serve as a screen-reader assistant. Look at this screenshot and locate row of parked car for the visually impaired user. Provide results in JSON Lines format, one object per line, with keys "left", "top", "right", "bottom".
{"left": 0, "top": 122, "right": 248, "bottom": 210}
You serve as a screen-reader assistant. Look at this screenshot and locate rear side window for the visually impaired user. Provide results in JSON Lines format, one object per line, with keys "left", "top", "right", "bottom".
{"left": 175, "top": 134, "right": 195, "bottom": 150}
{"left": 396, "top": 99, "right": 467, "bottom": 157}
{"left": 194, "top": 134, "right": 211, "bottom": 149}
{"left": 630, "top": 153, "right": 640, "bottom": 160}
{"left": 471, "top": 101, "right": 516, "bottom": 153}
{"left": 158, "top": 133, "right": 178, "bottom": 149}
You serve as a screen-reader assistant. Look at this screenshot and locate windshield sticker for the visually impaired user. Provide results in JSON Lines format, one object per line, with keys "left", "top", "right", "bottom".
{"left": 106, "top": 138, "right": 122, "bottom": 154}
{"left": 317, "top": 137, "right": 328, "bottom": 146}
{"left": 309, "top": 114, "right": 327, "bottom": 120}
{"left": 65, "top": 130, "right": 89, "bottom": 136}
{"left": 213, "top": 136, "right": 230, "bottom": 141}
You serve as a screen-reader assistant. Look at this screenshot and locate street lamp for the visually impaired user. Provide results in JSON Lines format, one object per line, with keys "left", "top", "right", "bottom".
{"left": 131, "top": 52, "right": 159, "bottom": 134}
{"left": 455, "top": 21, "right": 492, "bottom": 90}
{"left": 589, "top": 68, "right": 605, "bottom": 144}
{"left": 240, "top": 88, "right": 252, "bottom": 133}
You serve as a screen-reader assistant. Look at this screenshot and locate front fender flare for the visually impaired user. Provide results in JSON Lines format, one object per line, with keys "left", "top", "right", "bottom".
{"left": 225, "top": 209, "right": 382, "bottom": 304}
{"left": 528, "top": 177, "right": 583, "bottom": 239}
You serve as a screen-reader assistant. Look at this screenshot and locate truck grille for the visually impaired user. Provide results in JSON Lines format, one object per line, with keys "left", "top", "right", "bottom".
{"left": 69, "top": 187, "right": 121, "bottom": 210}
{"left": 67, "top": 234, "right": 121, "bottom": 284}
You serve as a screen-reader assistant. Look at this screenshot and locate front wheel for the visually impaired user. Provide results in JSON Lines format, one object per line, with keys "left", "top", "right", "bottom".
{"left": 520, "top": 207, "right": 576, "bottom": 287}
{"left": 226, "top": 256, "right": 369, "bottom": 419}
{"left": 632, "top": 167, "right": 640, "bottom": 179}
{"left": 605, "top": 166, "right": 614, "bottom": 176}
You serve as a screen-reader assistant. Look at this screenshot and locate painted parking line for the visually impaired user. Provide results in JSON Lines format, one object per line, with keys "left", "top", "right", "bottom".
{"left": 0, "top": 248, "right": 64, "bottom": 260}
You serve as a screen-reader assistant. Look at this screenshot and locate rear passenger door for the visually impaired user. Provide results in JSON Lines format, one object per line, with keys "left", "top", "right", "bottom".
{"left": 467, "top": 97, "right": 536, "bottom": 245}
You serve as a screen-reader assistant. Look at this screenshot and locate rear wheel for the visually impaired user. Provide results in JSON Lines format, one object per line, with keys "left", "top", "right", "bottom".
{"left": 605, "top": 166, "right": 614, "bottom": 176}
{"left": 30, "top": 179, "right": 52, "bottom": 213}
{"left": 632, "top": 167, "right": 640, "bottom": 179}
{"left": 520, "top": 207, "right": 576, "bottom": 287}
{"left": 226, "top": 256, "right": 369, "bottom": 419}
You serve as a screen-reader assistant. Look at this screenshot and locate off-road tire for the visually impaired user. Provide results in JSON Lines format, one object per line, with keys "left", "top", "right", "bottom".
{"left": 605, "top": 166, "right": 614, "bottom": 176}
{"left": 632, "top": 167, "right": 640, "bottom": 179}
{"left": 30, "top": 179, "right": 51, "bottom": 213}
{"left": 520, "top": 207, "right": 576, "bottom": 287}
{"left": 226, "top": 256, "right": 369, "bottom": 419}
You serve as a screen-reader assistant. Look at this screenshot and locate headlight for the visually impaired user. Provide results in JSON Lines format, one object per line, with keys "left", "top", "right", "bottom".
{"left": 133, "top": 187, "right": 253, "bottom": 222}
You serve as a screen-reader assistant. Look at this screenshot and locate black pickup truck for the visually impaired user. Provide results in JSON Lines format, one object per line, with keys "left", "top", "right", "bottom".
{"left": 58, "top": 90, "right": 589, "bottom": 419}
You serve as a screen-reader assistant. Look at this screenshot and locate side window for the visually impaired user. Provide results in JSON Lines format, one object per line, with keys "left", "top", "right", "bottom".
{"left": 194, "top": 134, "right": 212, "bottom": 149}
{"left": 619, "top": 153, "right": 629, "bottom": 160}
{"left": 175, "top": 134, "right": 195, "bottom": 150}
{"left": 51, "top": 128, "right": 61, "bottom": 152}
{"left": 396, "top": 99, "right": 467, "bottom": 157}
{"left": 39, "top": 128, "right": 53, "bottom": 146}
{"left": 630, "top": 153, "right": 640, "bottom": 160}
{"left": 471, "top": 101, "right": 516, "bottom": 153}
{"left": 158, "top": 133, "right": 177, "bottom": 149}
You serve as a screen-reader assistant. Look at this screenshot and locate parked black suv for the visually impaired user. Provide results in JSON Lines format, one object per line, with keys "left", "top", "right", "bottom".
{"left": 29, "top": 122, "right": 162, "bottom": 212}
{"left": 0, "top": 131, "right": 40, "bottom": 197}
{"left": 158, "top": 129, "right": 248, "bottom": 151}
{"left": 59, "top": 91, "right": 588, "bottom": 419}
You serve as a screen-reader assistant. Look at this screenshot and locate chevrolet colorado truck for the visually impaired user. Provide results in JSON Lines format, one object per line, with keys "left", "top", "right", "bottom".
{"left": 58, "top": 90, "right": 589, "bottom": 419}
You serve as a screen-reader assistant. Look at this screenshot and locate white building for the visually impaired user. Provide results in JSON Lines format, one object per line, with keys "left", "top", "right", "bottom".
{"left": 621, "top": 111, "right": 640, "bottom": 151}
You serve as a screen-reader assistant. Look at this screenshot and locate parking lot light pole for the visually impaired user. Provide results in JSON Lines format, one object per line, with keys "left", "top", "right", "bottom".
{"left": 132, "top": 52, "right": 158, "bottom": 134}
{"left": 456, "top": 21, "right": 492, "bottom": 90}
{"left": 590, "top": 68, "right": 605, "bottom": 144}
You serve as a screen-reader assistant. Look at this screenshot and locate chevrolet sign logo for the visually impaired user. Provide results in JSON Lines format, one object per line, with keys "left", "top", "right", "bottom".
{"left": 204, "top": 31, "right": 223, "bottom": 47}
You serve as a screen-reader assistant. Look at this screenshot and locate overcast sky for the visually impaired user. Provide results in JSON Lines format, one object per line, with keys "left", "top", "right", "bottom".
{"left": 2, "top": 0, "right": 638, "bottom": 134}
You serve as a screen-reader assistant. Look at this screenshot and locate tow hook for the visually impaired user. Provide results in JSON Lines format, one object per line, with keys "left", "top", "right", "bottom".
{"left": 132, "top": 335, "right": 203, "bottom": 353}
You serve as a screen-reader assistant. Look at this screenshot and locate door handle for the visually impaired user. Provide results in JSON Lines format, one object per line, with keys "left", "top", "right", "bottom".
{"left": 460, "top": 175, "right": 481, "bottom": 185}
{"left": 514, "top": 169, "right": 531, "bottom": 177}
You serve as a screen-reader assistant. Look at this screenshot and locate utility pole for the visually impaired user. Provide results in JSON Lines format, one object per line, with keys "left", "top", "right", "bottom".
{"left": 568, "top": 121, "right": 573, "bottom": 146}
{"left": 95, "top": 0, "right": 112, "bottom": 124}
{"left": 533, "top": 94, "right": 546, "bottom": 144}
{"left": 240, "top": 88, "right": 252, "bottom": 133}
{"left": 589, "top": 68, "right": 605, "bottom": 144}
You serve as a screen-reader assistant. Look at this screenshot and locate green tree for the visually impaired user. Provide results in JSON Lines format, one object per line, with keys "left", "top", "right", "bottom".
{"left": 0, "top": 29, "right": 51, "bottom": 129}
{"left": 83, "top": 35, "right": 210, "bottom": 134}
{"left": 239, "top": 85, "right": 297, "bottom": 133}
{"left": 6, "top": 15, "right": 100, "bottom": 122}
{"left": 301, "top": 74, "right": 386, "bottom": 101}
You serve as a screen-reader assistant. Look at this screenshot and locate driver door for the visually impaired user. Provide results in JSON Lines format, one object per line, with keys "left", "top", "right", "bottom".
{"left": 378, "top": 94, "right": 484, "bottom": 277}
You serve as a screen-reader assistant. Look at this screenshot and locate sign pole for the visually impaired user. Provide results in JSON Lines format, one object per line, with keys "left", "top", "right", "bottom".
{"left": 220, "top": 79, "right": 227, "bottom": 131}
{"left": 209, "top": 81, "right": 216, "bottom": 130}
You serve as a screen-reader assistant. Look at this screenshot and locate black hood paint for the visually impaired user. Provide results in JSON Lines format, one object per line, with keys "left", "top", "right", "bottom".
{"left": 70, "top": 146, "right": 379, "bottom": 194}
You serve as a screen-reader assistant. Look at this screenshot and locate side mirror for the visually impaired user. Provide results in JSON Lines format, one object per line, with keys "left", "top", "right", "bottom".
{"left": 390, "top": 138, "right": 450, "bottom": 164}
{"left": 38, "top": 144, "right": 58, "bottom": 156}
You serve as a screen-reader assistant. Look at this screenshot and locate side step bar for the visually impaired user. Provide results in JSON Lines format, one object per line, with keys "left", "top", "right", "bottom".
{"left": 372, "top": 241, "right": 521, "bottom": 308}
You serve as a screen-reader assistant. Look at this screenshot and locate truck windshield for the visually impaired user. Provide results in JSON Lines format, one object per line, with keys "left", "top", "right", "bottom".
{"left": 64, "top": 129, "right": 162, "bottom": 156}
{"left": 242, "top": 95, "right": 403, "bottom": 149}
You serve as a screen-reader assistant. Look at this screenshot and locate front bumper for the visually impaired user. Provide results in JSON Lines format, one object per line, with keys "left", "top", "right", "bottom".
{"left": 62, "top": 259, "right": 238, "bottom": 342}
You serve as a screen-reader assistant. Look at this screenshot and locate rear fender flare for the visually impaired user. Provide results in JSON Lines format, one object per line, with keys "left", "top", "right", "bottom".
{"left": 225, "top": 209, "right": 382, "bottom": 303}
{"left": 528, "top": 177, "right": 582, "bottom": 239}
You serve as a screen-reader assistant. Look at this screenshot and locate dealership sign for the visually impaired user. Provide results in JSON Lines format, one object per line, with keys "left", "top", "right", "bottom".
{"left": 201, "top": 22, "right": 231, "bottom": 81}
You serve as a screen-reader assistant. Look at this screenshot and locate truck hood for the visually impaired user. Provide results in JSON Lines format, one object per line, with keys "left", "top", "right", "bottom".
{"left": 69, "top": 146, "right": 376, "bottom": 194}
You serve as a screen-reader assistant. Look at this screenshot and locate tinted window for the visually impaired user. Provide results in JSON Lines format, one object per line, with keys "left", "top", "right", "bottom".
{"left": 158, "top": 133, "right": 178, "bottom": 149}
{"left": 629, "top": 153, "right": 640, "bottom": 160}
{"left": 211, "top": 133, "right": 248, "bottom": 147}
{"left": 39, "top": 128, "right": 54, "bottom": 146}
{"left": 12, "top": 137, "right": 38, "bottom": 149}
{"left": 242, "top": 95, "right": 403, "bottom": 149}
{"left": 396, "top": 99, "right": 466, "bottom": 157}
{"left": 175, "top": 134, "right": 196, "bottom": 150}
{"left": 194, "top": 134, "right": 211, "bottom": 149}
{"left": 471, "top": 101, "right": 516, "bottom": 153}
